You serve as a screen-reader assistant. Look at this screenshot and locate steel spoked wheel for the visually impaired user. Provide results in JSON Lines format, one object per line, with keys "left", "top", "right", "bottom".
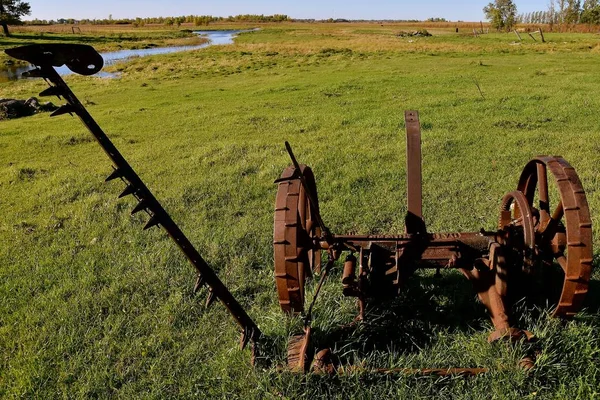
{"left": 497, "top": 190, "right": 536, "bottom": 303}
{"left": 516, "top": 156, "right": 593, "bottom": 317}
{"left": 499, "top": 190, "right": 536, "bottom": 270}
{"left": 274, "top": 165, "right": 322, "bottom": 314}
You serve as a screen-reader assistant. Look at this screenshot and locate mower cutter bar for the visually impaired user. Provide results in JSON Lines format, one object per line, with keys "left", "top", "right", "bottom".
{"left": 6, "top": 44, "right": 261, "bottom": 347}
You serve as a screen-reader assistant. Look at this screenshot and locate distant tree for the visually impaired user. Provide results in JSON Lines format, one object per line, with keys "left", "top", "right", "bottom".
{"left": 564, "top": 0, "right": 582, "bottom": 24}
{"left": 0, "top": 0, "right": 31, "bottom": 36}
{"left": 535, "top": 10, "right": 544, "bottom": 22}
{"left": 548, "top": 0, "right": 558, "bottom": 28}
{"left": 581, "top": 0, "right": 600, "bottom": 23}
{"left": 557, "top": 0, "right": 568, "bottom": 22}
{"left": 132, "top": 17, "right": 144, "bottom": 27}
{"left": 483, "top": 0, "right": 518, "bottom": 31}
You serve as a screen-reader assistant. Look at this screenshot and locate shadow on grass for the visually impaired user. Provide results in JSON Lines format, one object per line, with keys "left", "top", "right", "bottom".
{"left": 582, "top": 254, "right": 600, "bottom": 313}
{"left": 311, "top": 272, "right": 489, "bottom": 363}
{"left": 310, "top": 263, "right": 600, "bottom": 367}
{"left": 583, "top": 279, "right": 600, "bottom": 313}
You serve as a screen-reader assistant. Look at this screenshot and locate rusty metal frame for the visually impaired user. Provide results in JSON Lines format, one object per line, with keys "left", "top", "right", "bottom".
{"left": 275, "top": 116, "right": 593, "bottom": 373}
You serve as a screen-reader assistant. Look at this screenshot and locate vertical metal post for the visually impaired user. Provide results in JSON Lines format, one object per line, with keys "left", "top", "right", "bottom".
{"left": 405, "top": 110, "right": 423, "bottom": 226}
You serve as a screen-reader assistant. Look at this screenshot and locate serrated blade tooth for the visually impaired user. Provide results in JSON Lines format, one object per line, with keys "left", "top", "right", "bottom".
{"left": 22, "top": 68, "right": 48, "bottom": 78}
{"left": 143, "top": 216, "right": 160, "bottom": 230}
{"left": 131, "top": 200, "right": 148, "bottom": 215}
{"left": 240, "top": 328, "right": 251, "bottom": 351}
{"left": 39, "top": 86, "right": 64, "bottom": 98}
{"left": 105, "top": 168, "right": 123, "bottom": 182}
{"left": 50, "top": 104, "right": 76, "bottom": 117}
{"left": 193, "top": 274, "right": 205, "bottom": 294}
{"left": 118, "top": 185, "right": 136, "bottom": 198}
{"left": 205, "top": 289, "right": 217, "bottom": 308}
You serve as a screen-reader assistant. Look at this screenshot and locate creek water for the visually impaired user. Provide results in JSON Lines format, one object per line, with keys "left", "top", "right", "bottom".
{"left": 1, "top": 29, "right": 248, "bottom": 82}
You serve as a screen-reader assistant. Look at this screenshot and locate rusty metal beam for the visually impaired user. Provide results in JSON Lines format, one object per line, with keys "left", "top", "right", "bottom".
{"left": 404, "top": 110, "right": 424, "bottom": 234}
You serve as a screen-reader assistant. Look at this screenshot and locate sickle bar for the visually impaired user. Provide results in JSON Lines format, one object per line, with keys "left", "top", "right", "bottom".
{"left": 6, "top": 44, "right": 261, "bottom": 348}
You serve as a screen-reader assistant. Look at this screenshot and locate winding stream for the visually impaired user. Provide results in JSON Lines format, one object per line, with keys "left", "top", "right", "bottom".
{"left": 1, "top": 29, "right": 249, "bottom": 82}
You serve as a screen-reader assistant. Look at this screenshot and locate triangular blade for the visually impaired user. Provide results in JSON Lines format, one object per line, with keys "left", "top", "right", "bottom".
{"left": 105, "top": 168, "right": 123, "bottom": 182}
{"left": 118, "top": 185, "right": 136, "bottom": 198}
{"left": 193, "top": 274, "right": 205, "bottom": 294}
{"left": 22, "top": 68, "right": 48, "bottom": 79}
{"left": 205, "top": 289, "right": 217, "bottom": 308}
{"left": 39, "top": 86, "right": 64, "bottom": 98}
{"left": 50, "top": 104, "right": 76, "bottom": 117}
{"left": 143, "top": 216, "right": 160, "bottom": 230}
{"left": 131, "top": 200, "right": 148, "bottom": 215}
{"left": 240, "top": 328, "right": 251, "bottom": 351}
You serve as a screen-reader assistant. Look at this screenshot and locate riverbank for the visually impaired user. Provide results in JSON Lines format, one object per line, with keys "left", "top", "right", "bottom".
{"left": 0, "top": 25, "right": 208, "bottom": 67}
{"left": 1, "top": 30, "right": 251, "bottom": 81}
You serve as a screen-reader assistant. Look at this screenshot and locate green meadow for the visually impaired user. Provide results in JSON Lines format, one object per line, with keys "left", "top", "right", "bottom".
{"left": 1, "top": 24, "right": 599, "bottom": 398}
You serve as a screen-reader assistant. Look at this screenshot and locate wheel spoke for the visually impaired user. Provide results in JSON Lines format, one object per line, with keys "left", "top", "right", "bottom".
{"left": 538, "top": 200, "right": 563, "bottom": 237}
{"left": 555, "top": 253, "right": 567, "bottom": 274}
{"left": 537, "top": 163, "right": 550, "bottom": 223}
{"left": 551, "top": 201, "right": 564, "bottom": 221}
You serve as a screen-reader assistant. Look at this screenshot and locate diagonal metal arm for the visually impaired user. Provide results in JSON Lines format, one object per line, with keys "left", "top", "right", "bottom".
{"left": 9, "top": 48, "right": 261, "bottom": 346}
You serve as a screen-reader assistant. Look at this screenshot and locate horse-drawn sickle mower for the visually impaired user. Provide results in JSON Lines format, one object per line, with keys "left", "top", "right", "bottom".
{"left": 6, "top": 44, "right": 593, "bottom": 375}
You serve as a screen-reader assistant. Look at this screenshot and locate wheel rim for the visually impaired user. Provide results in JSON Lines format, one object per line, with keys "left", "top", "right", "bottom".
{"left": 516, "top": 156, "right": 593, "bottom": 317}
{"left": 497, "top": 190, "right": 536, "bottom": 306}
{"left": 274, "top": 165, "right": 321, "bottom": 314}
{"left": 499, "top": 190, "right": 536, "bottom": 270}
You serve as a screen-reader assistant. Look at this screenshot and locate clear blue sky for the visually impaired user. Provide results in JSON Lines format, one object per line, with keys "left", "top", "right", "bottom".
{"left": 26, "top": 0, "right": 551, "bottom": 22}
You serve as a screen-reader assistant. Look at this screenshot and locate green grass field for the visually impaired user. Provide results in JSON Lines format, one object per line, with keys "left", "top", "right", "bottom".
{"left": 1, "top": 24, "right": 599, "bottom": 398}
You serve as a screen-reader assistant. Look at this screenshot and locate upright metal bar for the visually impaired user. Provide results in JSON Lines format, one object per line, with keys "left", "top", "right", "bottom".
{"left": 537, "top": 163, "right": 550, "bottom": 223}
{"left": 404, "top": 110, "right": 423, "bottom": 233}
{"left": 35, "top": 63, "right": 261, "bottom": 343}
{"left": 283, "top": 141, "right": 332, "bottom": 243}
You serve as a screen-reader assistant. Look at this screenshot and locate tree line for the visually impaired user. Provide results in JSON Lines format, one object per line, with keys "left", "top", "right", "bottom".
{"left": 23, "top": 14, "right": 291, "bottom": 27}
{"left": 518, "top": 0, "right": 600, "bottom": 26}
{"left": 484, "top": 0, "right": 600, "bottom": 32}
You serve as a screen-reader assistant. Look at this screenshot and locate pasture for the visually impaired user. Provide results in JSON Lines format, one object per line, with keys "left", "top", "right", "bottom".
{"left": 1, "top": 23, "right": 599, "bottom": 398}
